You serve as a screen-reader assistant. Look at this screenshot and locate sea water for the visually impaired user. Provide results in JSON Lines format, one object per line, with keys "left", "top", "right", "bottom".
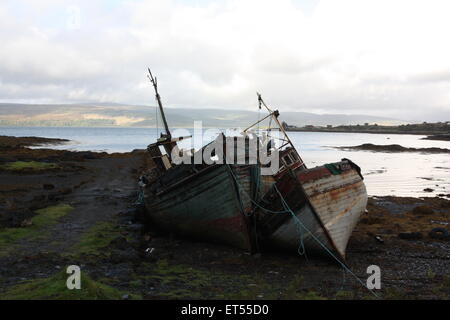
{"left": 1, "top": 126, "right": 449, "bottom": 198}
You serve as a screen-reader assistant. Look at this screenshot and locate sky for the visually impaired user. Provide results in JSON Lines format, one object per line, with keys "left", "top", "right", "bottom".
{"left": 0, "top": 0, "right": 450, "bottom": 121}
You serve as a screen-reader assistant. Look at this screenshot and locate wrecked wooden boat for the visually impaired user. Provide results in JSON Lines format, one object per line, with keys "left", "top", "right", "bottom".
{"left": 248, "top": 95, "right": 368, "bottom": 260}
{"left": 141, "top": 161, "right": 258, "bottom": 250}
{"left": 139, "top": 70, "right": 259, "bottom": 250}
{"left": 140, "top": 69, "right": 367, "bottom": 261}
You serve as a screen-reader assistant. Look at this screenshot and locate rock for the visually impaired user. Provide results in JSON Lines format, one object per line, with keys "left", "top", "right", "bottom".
{"left": 412, "top": 205, "right": 434, "bottom": 215}
{"left": 398, "top": 232, "right": 423, "bottom": 240}
{"left": 122, "top": 294, "right": 130, "bottom": 300}
{"left": 20, "top": 218, "right": 33, "bottom": 227}
{"left": 110, "top": 249, "right": 140, "bottom": 263}
{"left": 429, "top": 228, "right": 449, "bottom": 240}
{"left": 361, "top": 216, "right": 383, "bottom": 225}
{"left": 119, "top": 208, "right": 137, "bottom": 216}
{"left": 47, "top": 193, "right": 62, "bottom": 201}
{"left": 142, "top": 247, "right": 158, "bottom": 262}
{"left": 138, "top": 234, "right": 152, "bottom": 249}
{"left": 143, "top": 233, "right": 152, "bottom": 242}
{"left": 78, "top": 151, "right": 98, "bottom": 160}
{"left": 109, "top": 236, "right": 130, "bottom": 250}
{"left": 118, "top": 215, "right": 134, "bottom": 225}
{"left": 2, "top": 209, "right": 34, "bottom": 228}
{"left": 58, "top": 188, "right": 72, "bottom": 195}
{"left": 33, "top": 195, "right": 46, "bottom": 202}
{"left": 127, "top": 223, "right": 144, "bottom": 232}
{"left": 423, "top": 188, "right": 434, "bottom": 192}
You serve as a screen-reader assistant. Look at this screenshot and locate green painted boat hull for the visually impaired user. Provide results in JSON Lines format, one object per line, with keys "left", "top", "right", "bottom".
{"left": 143, "top": 164, "right": 259, "bottom": 250}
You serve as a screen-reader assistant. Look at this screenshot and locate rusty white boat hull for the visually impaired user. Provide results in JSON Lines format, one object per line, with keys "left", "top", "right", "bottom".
{"left": 257, "top": 160, "right": 367, "bottom": 259}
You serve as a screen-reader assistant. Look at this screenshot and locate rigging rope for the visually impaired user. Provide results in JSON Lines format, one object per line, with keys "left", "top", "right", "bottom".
{"left": 272, "top": 184, "right": 379, "bottom": 299}
{"left": 134, "top": 189, "right": 145, "bottom": 206}
{"left": 226, "top": 164, "right": 379, "bottom": 298}
{"left": 155, "top": 102, "right": 159, "bottom": 138}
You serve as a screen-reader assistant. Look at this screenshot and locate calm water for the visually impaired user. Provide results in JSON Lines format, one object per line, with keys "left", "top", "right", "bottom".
{"left": 1, "top": 126, "right": 449, "bottom": 197}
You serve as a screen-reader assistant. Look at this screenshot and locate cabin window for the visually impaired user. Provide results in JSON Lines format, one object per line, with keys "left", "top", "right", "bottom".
{"left": 159, "top": 145, "right": 167, "bottom": 155}
{"left": 283, "top": 155, "right": 292, "bottom": 165}
{"left": 291, "top": 152, "right": 299, "bottom": 161}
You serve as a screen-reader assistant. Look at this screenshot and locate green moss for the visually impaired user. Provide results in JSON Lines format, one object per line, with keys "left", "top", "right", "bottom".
{"left": 0, "top": 161, "right": 58, "bottom": 172}
{"left": 297, "top": 290, "right": 327, "bottom": 300}
{"left": 383, "top": 287, "right": 409, "bottom": 300}
{"left": 158, "top": 289, "right": 196, "bottom": 299}
{"left": 136, "top": 260, "right": 246, "bottom": 299}
{"left": 69, "top": 221, "right": 121, "bottom": 257}
{"left": 0, "top": 204, "right": 74, "bottom": 255}
{"left": 431, "top": 276, "right": 450, "bottom": 299}
{"left": 230, "top": 274, "right": 325, "bottom": 300}
{"left": 129, "top": 279, "right": 143, "bottom": 288}
{"left": 33, "top": 204, "right": 74, "bottom": 225}
{"left": 335, "top": 290, "right": 355, "bottom": 300}
{"left": 131, "top": 259, "right": 326, "bottom": 300}
{"left": 0, "top": 269, "right": 141, "bottom": 300}
{"left": 426, "top": 268, "right": 436, "bottom": 279}
{"left": 281, "top": 275, "right": 304, "bottom": 298}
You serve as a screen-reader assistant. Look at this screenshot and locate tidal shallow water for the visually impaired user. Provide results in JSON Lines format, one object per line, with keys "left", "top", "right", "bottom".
{"left": 1, "top": 126, "right": 449, "bottom": 198}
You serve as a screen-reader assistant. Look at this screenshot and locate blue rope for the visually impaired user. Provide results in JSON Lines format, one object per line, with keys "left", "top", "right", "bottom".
{"left": 272, "top": 184, "right": 380, "bottom": 299}
{"left": 134, "top": 190, "right": 145, "bottom": 206}
{"left": 226, "top": 165, "right": 306, "bottom": 256}
{"left": 226, "top": 165, "right": 288, "bottom": 215}
{"left": 223, "top": 165, "right": 379, "bottom": 298}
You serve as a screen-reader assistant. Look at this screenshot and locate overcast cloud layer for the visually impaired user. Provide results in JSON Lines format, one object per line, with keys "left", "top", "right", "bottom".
{"left": 0, "top": 0, "right": 450, "bottom": 121}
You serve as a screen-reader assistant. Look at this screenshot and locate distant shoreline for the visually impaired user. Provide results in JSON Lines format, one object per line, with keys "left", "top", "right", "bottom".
{"left": 335, "top": 143, "right": 450, "bottom": 154}
{"left": 286, "top": 128, "right": 450, "bottom": 141}
{"left": 286, "top": 128, "right": 447, "bottom": 135}
{"left": 285, "top": 122, "right": 450, "bottom": 141}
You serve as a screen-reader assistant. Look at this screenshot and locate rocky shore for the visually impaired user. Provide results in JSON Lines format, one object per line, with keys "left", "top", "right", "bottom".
{"left": 422, "top": 134, "right": 450, "bottom": 142}
{"left": 0, "top": 136, "right": 448, "bottom": 300}
{"left": 336, "top": 143, "right": 450, "bottom": 154}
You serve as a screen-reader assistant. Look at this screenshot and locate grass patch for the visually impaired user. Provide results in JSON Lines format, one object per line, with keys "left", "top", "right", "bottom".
{"left": 0, "top": 204, "right": 74, "bottom": 255}
{"left": 70, "top": 221, "right": 121, "bottom": 257}
{"left": 335, "top": 290, "right": 356, "bottom": 300}
{"left": 138, "top": 260, "right": 297, "bottom": 300}
{"left": 136, "top": 260, "right": 250, "bottom": 299}
{"left": 431, "top": 276, "right": 450, "bottom": 299}
{"left": 131, "top": 259, "right": 328, "bottom": 300}
{"left": 0, "top": 161, "right": 58, "bottom": 172}
{"left": 0, "top": 269, "right": 141, "bottom": 300}
{"left": 229, "top": 274, "right": 326, "bottom": 300}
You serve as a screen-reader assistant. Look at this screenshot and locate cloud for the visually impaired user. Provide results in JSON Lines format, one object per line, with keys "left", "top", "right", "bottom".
{"left": 0, "top": 0, "right": 449, "bottom": 121}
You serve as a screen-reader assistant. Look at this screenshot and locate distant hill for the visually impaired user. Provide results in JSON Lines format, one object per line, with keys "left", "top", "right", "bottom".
{"left": 0, "top": 102, "right": 407, "bottom": 128}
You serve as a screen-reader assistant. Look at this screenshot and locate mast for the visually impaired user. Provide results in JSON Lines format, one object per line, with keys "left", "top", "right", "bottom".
{"left": 148, "top": 68, "right": 171, "bottom": 140}
{"left": 244, "top": 93, "right": 307, "bottom": 170}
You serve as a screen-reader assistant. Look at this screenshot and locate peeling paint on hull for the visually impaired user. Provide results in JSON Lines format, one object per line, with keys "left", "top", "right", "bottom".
{"left": 258, "top": 160, "right": 367, "bottom": 259}
{"left": 300, "top": 166, "right": 368, "bottom": 258}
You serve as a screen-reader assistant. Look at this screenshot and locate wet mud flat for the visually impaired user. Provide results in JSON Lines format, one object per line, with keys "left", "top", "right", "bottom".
{"left": 0, "top": 136, "right": 449, "bottom": 300}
